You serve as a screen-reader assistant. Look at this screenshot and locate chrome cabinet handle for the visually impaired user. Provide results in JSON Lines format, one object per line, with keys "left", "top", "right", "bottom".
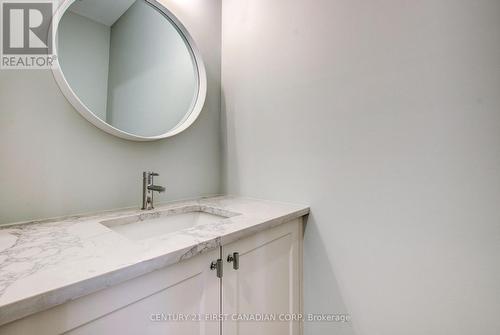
{"left": 227, "top": 252, "right": 239, "bottom": 270}
{"left": 210, "top": 259, "right": 223, "bottom": 278}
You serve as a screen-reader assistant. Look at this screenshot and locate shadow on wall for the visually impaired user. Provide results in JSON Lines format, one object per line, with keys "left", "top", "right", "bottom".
{"left": 221, "top": 88, "right": 356, "bottom": 334}
{"left": 303, "top": 213, "right": 356, "bottom": 335}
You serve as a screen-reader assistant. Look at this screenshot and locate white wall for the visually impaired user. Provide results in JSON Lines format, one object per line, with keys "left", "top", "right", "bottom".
{"left": 222, "top": 0, "right": 500, "bottom": 334}
{"left": 0, "top": 0, "right": 222, "bottom": 224}
{"left": 58, "top": 11, "right": 111, "bottom": 121}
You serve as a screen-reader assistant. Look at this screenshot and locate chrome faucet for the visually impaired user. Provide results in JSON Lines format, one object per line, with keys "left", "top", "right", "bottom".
{"left": 142, "top": 172, "right": 166, "bottom": 210}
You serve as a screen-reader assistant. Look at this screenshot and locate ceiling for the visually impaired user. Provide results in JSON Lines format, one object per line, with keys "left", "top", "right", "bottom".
{"left": 68, "top": 0, "right": 136, "bottom": 26}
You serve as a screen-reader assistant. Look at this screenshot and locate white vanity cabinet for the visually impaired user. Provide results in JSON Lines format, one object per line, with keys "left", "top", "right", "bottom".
{"left": 0, "top": 219, "right": 303, "bottom": 335}
{"left": 222, "top": 218, "right": 302, "bottom": 335}
{"left": 0, "top": 249, "right": 221, "bottom": 335}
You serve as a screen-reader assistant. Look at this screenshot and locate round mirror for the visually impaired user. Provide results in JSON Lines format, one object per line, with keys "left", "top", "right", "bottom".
{"left": 52, "top": 0, "right": 206, "bottom": 141}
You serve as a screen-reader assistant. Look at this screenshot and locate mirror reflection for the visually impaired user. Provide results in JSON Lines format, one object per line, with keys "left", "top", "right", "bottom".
{"left": 57, "top": 0, "right": 198, "bottom": 137}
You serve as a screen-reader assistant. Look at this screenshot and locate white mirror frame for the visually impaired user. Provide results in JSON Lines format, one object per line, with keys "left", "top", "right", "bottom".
{"left": 51, "top": 0, "right": 207, "bottom": 141}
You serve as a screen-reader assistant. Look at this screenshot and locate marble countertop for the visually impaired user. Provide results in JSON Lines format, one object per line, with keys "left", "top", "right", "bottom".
{"left": 0, "top": 196, "right": 309, "bottom": 326}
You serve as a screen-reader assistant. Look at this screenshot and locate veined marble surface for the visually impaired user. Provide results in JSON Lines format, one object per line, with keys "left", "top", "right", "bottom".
{"left": 0, "top": 196, "right": 309, "bottom": 326}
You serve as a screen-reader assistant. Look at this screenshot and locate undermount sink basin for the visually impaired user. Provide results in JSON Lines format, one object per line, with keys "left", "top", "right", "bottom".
{"left": 101, "top": 206, "right": 238, "bottom": 241}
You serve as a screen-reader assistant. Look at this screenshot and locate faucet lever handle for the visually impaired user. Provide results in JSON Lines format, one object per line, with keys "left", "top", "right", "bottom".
{"left": 150, "top": 172, "right": 159, "bottom": 177}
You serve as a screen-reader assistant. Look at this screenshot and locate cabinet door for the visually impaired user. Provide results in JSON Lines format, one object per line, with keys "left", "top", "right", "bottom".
{"left": 222, "top": 219, "right": 302, "bottom": 335}
{"left": 1, "top": 249, "right": 221, "bottom": 335}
